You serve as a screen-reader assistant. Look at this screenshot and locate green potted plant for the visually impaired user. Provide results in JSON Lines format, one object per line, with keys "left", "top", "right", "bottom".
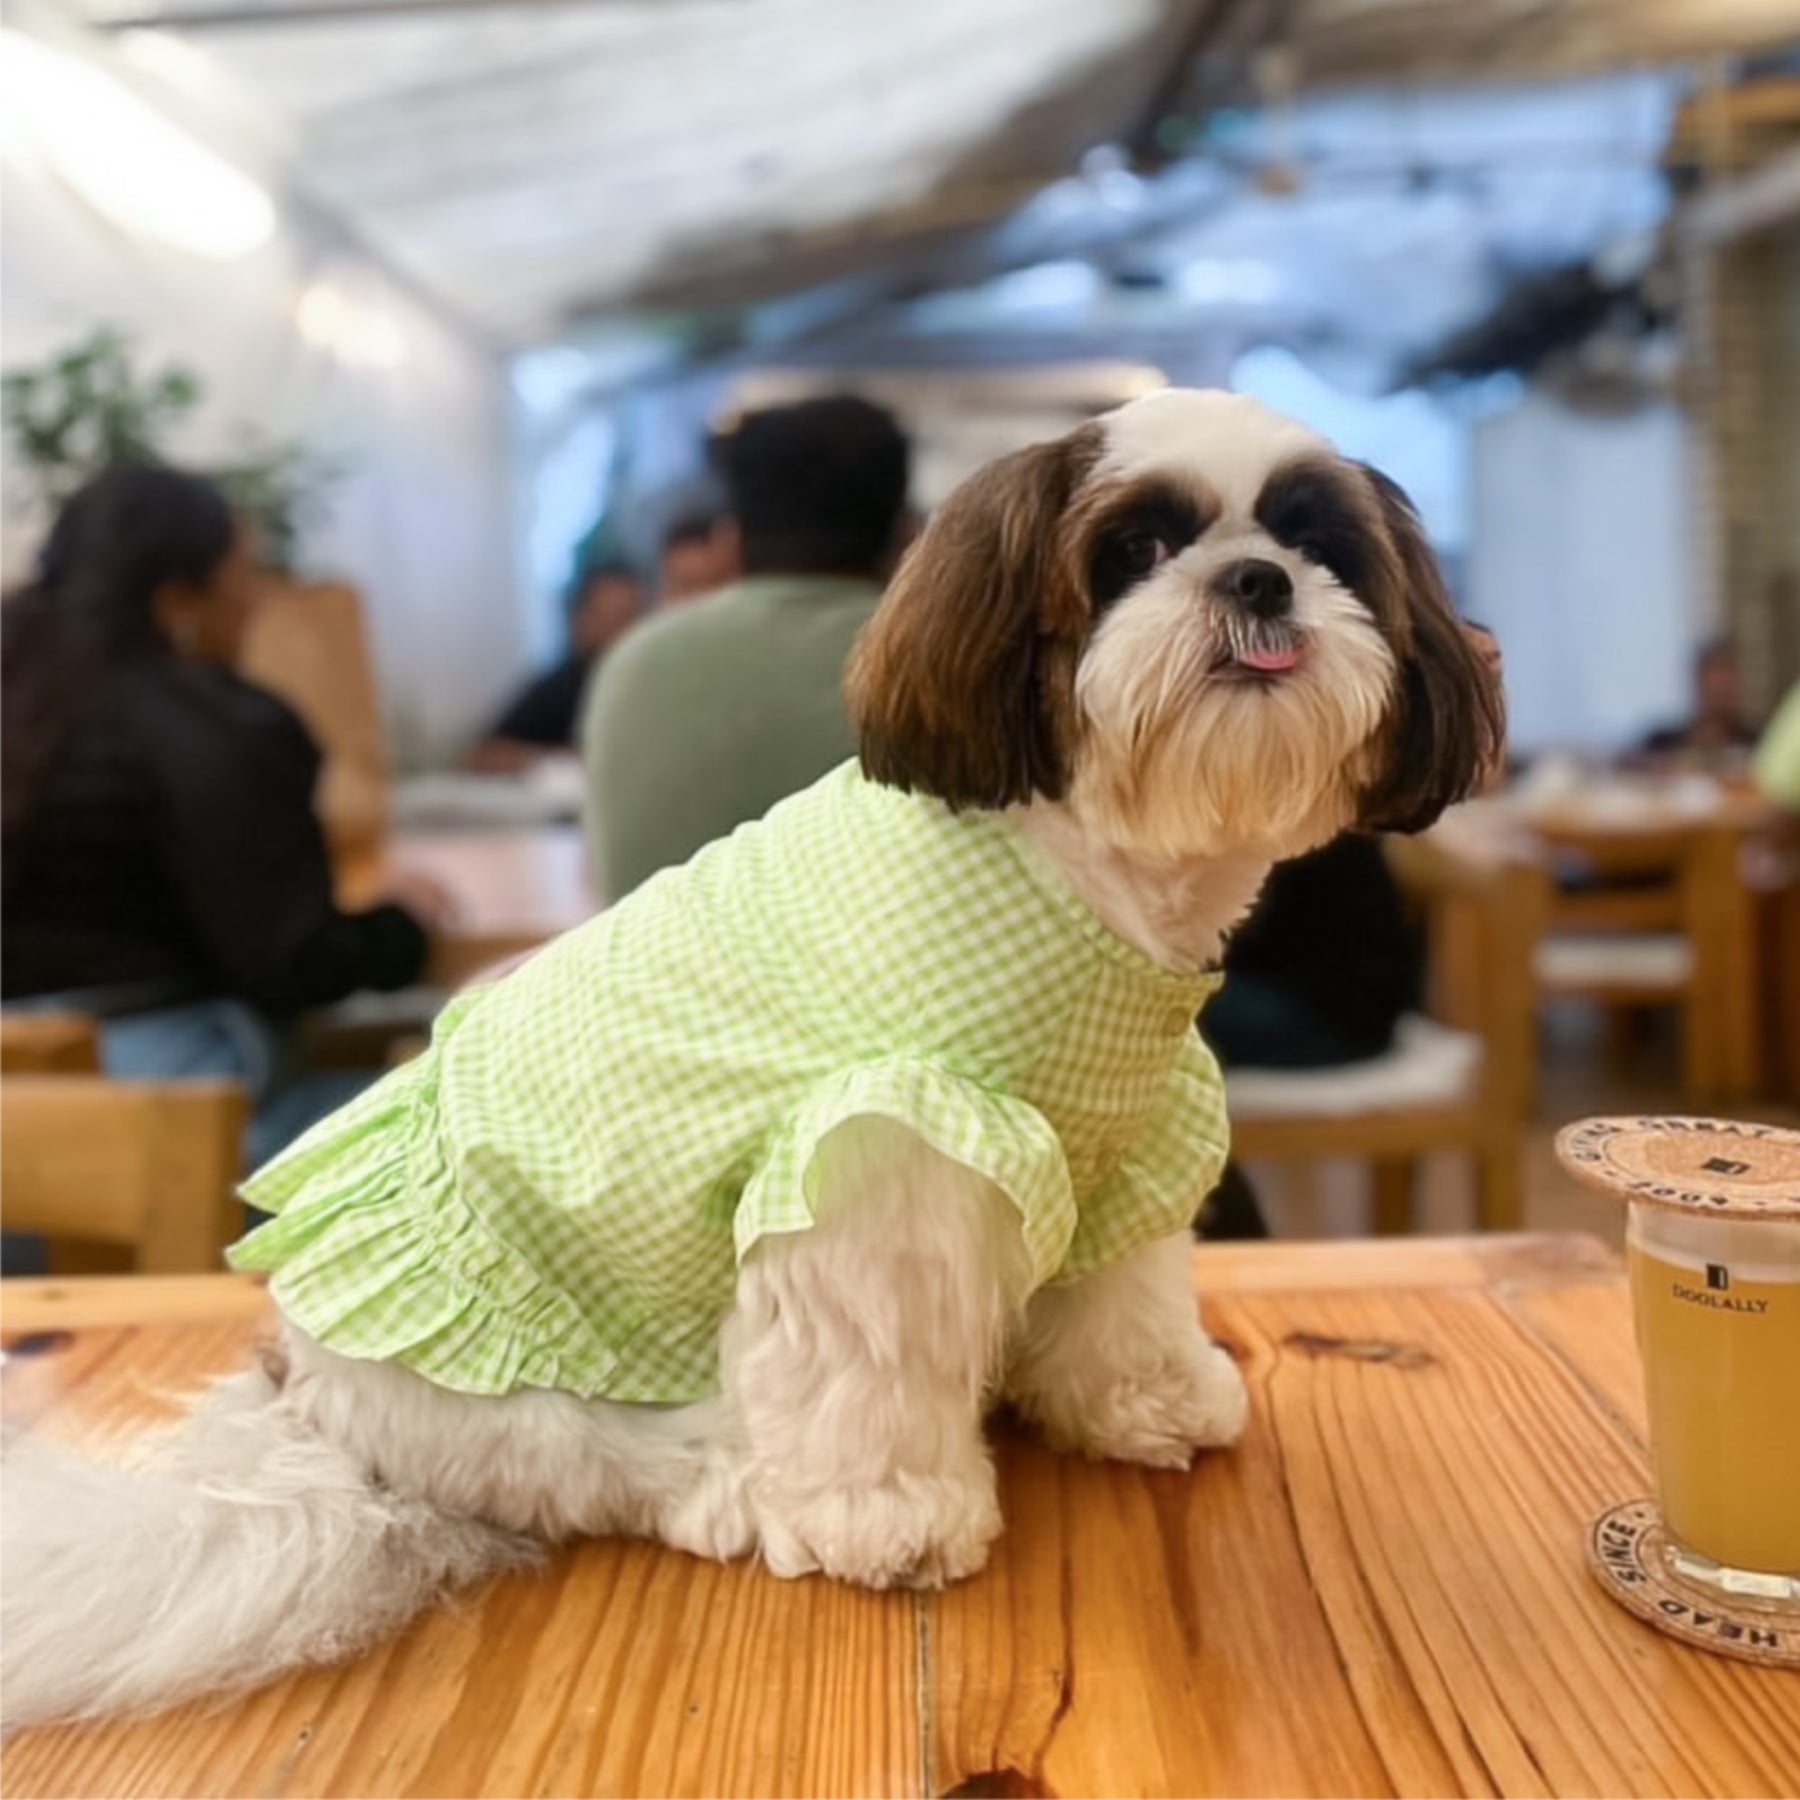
{"left": 1, "top": 329, "right": 200, "bottom": 508}
{"left": 2, "top": 327, "right": 335, "bottom": 572}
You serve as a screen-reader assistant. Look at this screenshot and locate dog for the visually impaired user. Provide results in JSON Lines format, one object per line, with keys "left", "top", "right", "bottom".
{"left": 0, "top": 389, "right": 1502, "bottom": 1728}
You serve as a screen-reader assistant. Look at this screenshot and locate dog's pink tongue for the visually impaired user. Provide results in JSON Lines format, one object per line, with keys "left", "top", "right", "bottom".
{"left": 1239, "top": 644, "right": 1301, "bottom": 673}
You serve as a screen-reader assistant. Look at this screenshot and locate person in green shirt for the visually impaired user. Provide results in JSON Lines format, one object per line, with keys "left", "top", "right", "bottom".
{"left": 581, "top": 396, "right": 911, "bottom": 899}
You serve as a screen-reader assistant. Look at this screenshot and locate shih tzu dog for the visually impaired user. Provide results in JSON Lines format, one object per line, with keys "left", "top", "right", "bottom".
{"left": 1, "top": 389, "right": 1501, "bottom": 1728}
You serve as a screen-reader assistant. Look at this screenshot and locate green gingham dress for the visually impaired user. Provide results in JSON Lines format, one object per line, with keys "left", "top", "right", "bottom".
{"left": 230, "top": 762, "right": 1229, "bottom": 1403}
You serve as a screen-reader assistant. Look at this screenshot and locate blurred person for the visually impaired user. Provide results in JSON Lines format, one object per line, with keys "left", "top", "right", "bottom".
{"left": 467, "top": 559, "right": 643, "bottom": 773}
{"left": 1751, "top": 574, "right": 1800, "bottom": 809}
{"left": 1207, "top": 835, "right": 1424, "bottom": 1073}
{"left": 1, "top": 464, "right": 443, "bottom": 1167}
{"left": 1756, "top": 679, "right": 1800, "bottom": 811}
{"left": 582, "top": 395, "right": 909, "bottom": 898}
{"left": 1750, "top": 674, "right": 1800, "bottom": 1104}
{"left": 657, "top": 507, "right": 740, "bottom": 606}
{"left": 1631, "top": 637, "right": 1758, "bottom": 768}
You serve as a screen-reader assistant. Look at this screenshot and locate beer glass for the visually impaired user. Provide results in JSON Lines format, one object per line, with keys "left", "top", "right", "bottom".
{"left": 1560, "top": 1117, "right": 1800, "bottom": 1610}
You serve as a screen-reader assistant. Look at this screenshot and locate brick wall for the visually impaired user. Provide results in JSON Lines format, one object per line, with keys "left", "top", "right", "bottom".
{"left": 1688, "top": 216, "right": 1800, "bottom": 719}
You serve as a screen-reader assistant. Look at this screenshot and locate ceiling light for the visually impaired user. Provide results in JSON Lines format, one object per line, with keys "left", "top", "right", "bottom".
{"left": 0, "top": 29, "right": 273, "bottom": 260}
{"left": 296, "top": 277, "right": 406, "bottom": 369}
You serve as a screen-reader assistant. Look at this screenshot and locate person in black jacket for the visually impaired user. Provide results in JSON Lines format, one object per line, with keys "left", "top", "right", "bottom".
{"left": 465, "top": 559, "right": 643, "bottom": 773}
{"left": 1208, "top": 834, "right": 1422, "bottom": 1071}
{"left": 2, "top": 464, "right": 441, "bottom": 1165}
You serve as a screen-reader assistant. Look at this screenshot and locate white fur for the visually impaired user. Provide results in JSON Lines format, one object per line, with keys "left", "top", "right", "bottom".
{"left": 0, "top": 1368, "right": 533, "bottom": 1726}
{"left": 1007, "top": 1231, "right": 1247, "bottom": 1467}
{"left": 724, "top": 1119, "right": 1030, "bottom": 1588}
{"left": 1095, "top": 388, "right": 1331, "bottom": 513}
{"left": 2, "top": 387, "right": 1401, "bottom": 1727}
{"left": 1072, "top": 392, "right": 1398, "bottom": 869}
{"left": 1017, "top": 805, "right": 1272, "bottom": 971}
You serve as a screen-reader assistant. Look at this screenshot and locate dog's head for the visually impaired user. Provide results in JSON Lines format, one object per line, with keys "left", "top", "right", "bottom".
{"left": 846, "top": 388, "right": 1503, "bottom": 861}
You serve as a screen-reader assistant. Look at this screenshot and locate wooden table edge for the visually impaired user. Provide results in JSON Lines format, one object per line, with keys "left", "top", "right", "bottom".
{"left": 2, "top": 1272, "right": 270, "bottom": 1334}
{"left": 1, "top": 1236, "right": 1622, "bottom": 1340}
{"left": 1195, "top": 1230, "right": 1620, "bottom": 1294}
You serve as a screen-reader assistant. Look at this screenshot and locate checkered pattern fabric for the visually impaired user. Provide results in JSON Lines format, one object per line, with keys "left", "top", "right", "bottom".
{"left": 232, "top": 762, "right": 1230, "bottom": 1402}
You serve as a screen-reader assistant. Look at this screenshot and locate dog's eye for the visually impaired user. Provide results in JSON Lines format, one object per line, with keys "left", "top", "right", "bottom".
{"left": 1089, "top": 488, "right": 1209, "bottom": 614}
{"left": 1117, "top": 531, "right": 1171, "bottom": 577}
{"left": 1255, "top": 464, "right": 1374, "bottom": 593}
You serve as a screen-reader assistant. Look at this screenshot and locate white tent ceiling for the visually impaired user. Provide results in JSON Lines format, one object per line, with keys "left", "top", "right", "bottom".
{"left": 46, "top": 0, "right": 1800, "bottom": 341}
{"left": 66, "top": 0, "right": 1180, "bottom": 336}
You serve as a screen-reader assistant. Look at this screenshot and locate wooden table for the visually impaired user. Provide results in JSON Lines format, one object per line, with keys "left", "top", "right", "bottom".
{"left": 5, "top": 1237, "right": 1797, "bottom": 1798}
{"left": 338, "top": 826, "right": 596, "bottom": 987}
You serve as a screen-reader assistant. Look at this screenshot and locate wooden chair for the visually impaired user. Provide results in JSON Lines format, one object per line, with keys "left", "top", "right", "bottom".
{"left": 0, "top": 1011, "right": 102, "bottom": 1075}
{"left": 241, "top": 575, "right": 391, "bottom": 859}
{"left": 1228, "top": 835, "right": 1547, "bottom": 1233}
{"left": 1529, "top": 819, "right": 1758, "bottom": 1102}
{"left": 1, "top": 1078, "right": 247, "bottom": 1274}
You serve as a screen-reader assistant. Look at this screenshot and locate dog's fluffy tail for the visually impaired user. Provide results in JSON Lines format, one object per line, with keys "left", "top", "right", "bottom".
{"left": 1, "top": 1364, "right": 533, "bottom": 1729}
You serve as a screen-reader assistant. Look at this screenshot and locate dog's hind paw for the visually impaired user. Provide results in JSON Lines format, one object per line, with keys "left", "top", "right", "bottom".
{"left": 755, "top": 1464, "right": 1001, "bottom": 1590}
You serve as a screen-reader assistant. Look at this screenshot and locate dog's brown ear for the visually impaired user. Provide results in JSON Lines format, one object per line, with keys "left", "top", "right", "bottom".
{"left": 845, "top": 425, "right": 1100, "bottom": 810}
{"left": 1354, "top": 466, "right": 1506, "bottom": 835}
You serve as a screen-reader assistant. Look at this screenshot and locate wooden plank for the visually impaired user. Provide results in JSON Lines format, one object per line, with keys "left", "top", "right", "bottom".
{"left": 0, "top": 1314, "right": 922, "bottom": 1799}
{"left": 1498, "top": 1280, "right": 1649, "bottom": 1441}
{"left": 0, "top": 1082, "right": 246, "bottom": 1272}
{"left": 2, "top": 1275, "right": 269, "bottom": 1334}
{"left": 933, "top": 1386, "right": 1408, "bottom": 1798}
{"left": 1198, "top": 1235, "right": 1486, "bottom": 1293}
{"left": 5, "top": 1546, "right": 921, "bottom": 1799}
{"left": 0, "top": 1012, "right": 101, "bottom": 1073}
{"left": 1, "top": 1240, "right": 1601, "bottom": 1333}
{"left": 0, "top": 1311, "right": 263, "bottom": 1450}
{"left": 8, "top": 1244, "right": 1796, "bottom": 1799}
{"left": 1193, "top": 1233, "right": 1614, "bottom": 1297}
{"left": 931, "top": 1272, "right": 1800, "bottom": 1799}
{"left": 1548, "top": 889, "right": 1684, "bottom": 933}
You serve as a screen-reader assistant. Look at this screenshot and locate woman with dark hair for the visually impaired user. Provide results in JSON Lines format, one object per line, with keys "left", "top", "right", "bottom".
{"left": 2, "top": 464, "right": 439, "bottom": 1163}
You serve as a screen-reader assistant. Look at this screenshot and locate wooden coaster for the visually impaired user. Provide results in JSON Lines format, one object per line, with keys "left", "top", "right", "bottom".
{"left": 1555, "top": 1117, "right": 1800, "bottom": 1217}
{"left": 1588, "top": 1499, "right": 1800, "bottom": 1670}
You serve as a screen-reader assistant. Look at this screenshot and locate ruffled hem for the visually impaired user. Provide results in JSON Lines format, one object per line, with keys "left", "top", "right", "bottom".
{"left": 1057, "top": 1035, "right": 1230, "bottom": 1279}
{"left": 230, "top": 1055, "right": 622, "bottom": 1399}
{"left": 735, "top": 1056, "right": 1076, "bottom": 1286}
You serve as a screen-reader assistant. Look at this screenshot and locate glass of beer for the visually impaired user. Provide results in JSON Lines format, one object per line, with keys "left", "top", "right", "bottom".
{"left": 1559, "top": 1117, "right": 1800, "bottom": 1609}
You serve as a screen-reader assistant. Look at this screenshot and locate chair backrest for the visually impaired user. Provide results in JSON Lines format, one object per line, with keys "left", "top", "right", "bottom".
{"left": 1533, "top": 820, "right": 1690, "bottom": 936}
{"left": 241, "top": 575, "right": 390, "bottom": 858}
{"left": 1, "top": 1078, "right": 247, "bottom": 1273}
{"left": 0, "top": 1012, "right": 102, "bottom": 1074}
{"left": 1386, "top": 835, "right": 1548, "bottom": 1121}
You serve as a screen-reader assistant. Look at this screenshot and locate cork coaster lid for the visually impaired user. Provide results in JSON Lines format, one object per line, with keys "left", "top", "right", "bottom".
{"left": 1588, "top": 1500, "right": 1800, "bottom": 1670}
{"left": 1554, "top": 1117, "right": 1800, "bottom": 1218}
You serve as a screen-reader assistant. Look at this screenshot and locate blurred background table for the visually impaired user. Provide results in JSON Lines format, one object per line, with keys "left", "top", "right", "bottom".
{"left": 337, "top": 824, "right": 596, "bottom": 988}
{"left": 7, "top": 1235, "right": 1795, "bottom": 1799}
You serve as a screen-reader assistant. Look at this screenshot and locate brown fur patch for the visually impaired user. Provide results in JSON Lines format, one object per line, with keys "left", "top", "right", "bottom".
{"left": 1352, "top": 465, "right": 1506, "bottom": 833}
{"left": 845, "top": 424, "right": 1103, "bottom": 809}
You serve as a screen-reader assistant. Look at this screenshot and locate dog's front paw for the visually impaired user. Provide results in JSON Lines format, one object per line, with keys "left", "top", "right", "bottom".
{"left": 1038, "top": 1335, "right": 1248, "bottom": 1469}
{"left": 755, "top": 1463, "right": 1001, "bottom": 1590}
{"left": 659, "top": 1457, "right": 758, "bottom": 1563}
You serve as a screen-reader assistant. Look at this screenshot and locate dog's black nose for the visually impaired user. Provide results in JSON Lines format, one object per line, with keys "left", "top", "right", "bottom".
{"left": 1218, "top": 558, "right": 1293, "bottom": 619}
